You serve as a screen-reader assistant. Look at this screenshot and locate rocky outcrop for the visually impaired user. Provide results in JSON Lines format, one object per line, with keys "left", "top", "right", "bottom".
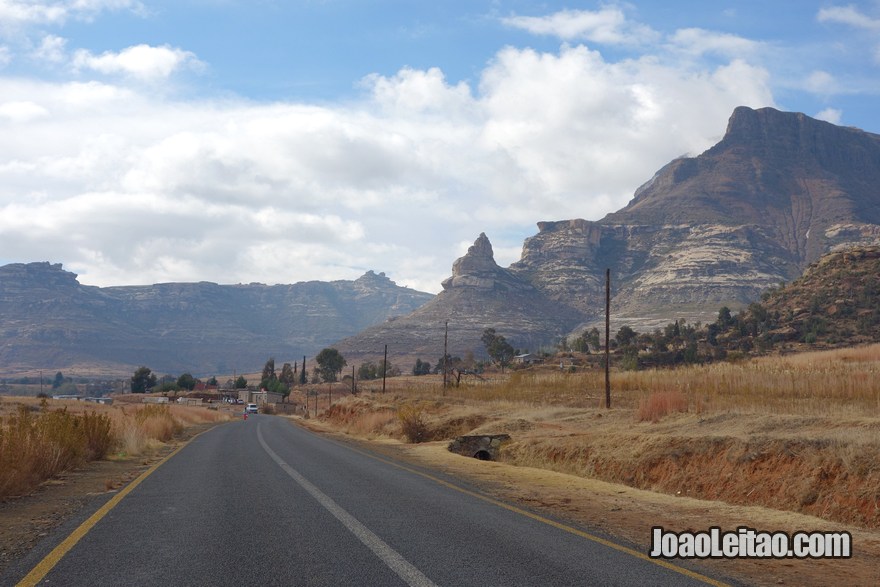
{"left": 510, "top": 107, "right": 880, "bottom": 331}
{"left": 0, "top": 263, "right": 433, "bottom": 376}
{"left": 340, "top": 107, "right": 880, "bottom": 356}
{"left": 333, "top": 234, "right": 582, "bottom": 365}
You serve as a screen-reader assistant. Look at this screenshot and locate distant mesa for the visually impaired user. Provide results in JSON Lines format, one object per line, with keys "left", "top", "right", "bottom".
{"left": 2, "top": 106, "right": 879, "bottom": 374}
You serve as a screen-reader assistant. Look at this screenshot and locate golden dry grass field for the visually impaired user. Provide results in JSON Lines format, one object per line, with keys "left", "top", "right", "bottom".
{"left": 2, "top": 345, "right": 878, "bottom": 586}
{"left": 308, "top": 345, "right": 880, "bottom": 528}
{"left": 296, "top": 344, "right": 880, "bottom": 586}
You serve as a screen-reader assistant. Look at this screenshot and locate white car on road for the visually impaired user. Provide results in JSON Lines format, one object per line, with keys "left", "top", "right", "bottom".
{"left": 246, "top": 403, "right": 259, "bottom": 414}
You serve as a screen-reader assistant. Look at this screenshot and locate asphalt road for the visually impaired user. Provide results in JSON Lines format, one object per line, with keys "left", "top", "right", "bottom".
{"left": 6, "top": 415, "right": 729, "bottom": 586}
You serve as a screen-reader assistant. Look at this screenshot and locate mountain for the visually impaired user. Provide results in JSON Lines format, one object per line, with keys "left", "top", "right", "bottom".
{"left": 0, "top": 263, "right": 433, "bottom": 377}
{"left": 511, "top": 106, "right": 880, "bottom": 330}
{"left": 333, "top": 233, "right": 581, "bottom": 364}
{"left": 336, "top": 107, "right": 880, "bottom": 362}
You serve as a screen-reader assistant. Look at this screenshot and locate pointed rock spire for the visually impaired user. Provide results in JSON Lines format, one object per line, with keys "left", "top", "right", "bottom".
{"left": 441, "top": 233, "right": 506, "bottom": 290}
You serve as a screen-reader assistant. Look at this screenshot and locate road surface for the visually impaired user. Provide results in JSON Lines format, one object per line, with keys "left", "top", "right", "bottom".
{"left": 6, "top": 415, "right": 730, "bottom": 586}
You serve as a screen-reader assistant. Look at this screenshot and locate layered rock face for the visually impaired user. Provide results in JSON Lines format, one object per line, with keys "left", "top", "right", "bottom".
{"left": 334, "top": 233, "right": 581, "bottom": 364}
{"left": 0, "top": 263, "right": 433, "bottom": 376}
{"left": 511, "top": 107, "right": 880, "bottom": 330}
{"left": 340, "top": 106, "right": 880, "bottom": 360}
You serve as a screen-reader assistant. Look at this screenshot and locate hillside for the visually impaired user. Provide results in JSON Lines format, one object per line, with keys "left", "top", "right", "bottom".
{"left": 333, "top": 233, "right": 581, "bottom": 365}
{"left": 0, "top": 263, "right": 433, "bottom": 377}
{"left": 726, "top": 245, "right": 880, "bottom": 349}
{"left": 336, "top": 107, "right": 880, "bottom": 361}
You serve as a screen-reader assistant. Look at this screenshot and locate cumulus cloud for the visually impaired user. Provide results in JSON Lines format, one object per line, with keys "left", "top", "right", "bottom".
{"left": 501, "top": 7, "right": 659, "bottom": 45}
{"left": 71, "top": 44, "right": 202, "bottom": 80}
{"left": 31, "top": 33, "right": 66, "bottom": 62}
{"left": 805, "top": 70, "right": 839, "bottom": 95}
{"left": 0, "top": 32, "right": 777, "bottom": 292}
{"left": 815, "top": 107, "right": 842, "bottom": 124}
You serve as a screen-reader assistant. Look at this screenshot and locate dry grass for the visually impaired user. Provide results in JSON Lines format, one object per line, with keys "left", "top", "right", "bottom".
{"left": 636, "top": 391, "right": 689, "bottom": 422}
{"left": 0, "top": 396, "right": 230, "bottom": 499}
{"left": 0, "top": 404, "right": 113, "bottom": 499}
{"left": 311, "top": 344, "right": 880, "bottom": 528}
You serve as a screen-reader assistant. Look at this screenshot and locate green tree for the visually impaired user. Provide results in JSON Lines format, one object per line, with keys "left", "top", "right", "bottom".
{"left": 412, "top": 359, "right": 431, "bottom": 376}
{"left": 299, "top": 357, "right": 307, "bottom": 385}
{"left": 260, "top": 357, "right": 276, "bottom": 389}
{"left": 358, "top": 361, "right": 379, "bottom": 380}
{"left": 279, "top": 363, "right": 295, "bottom": 389}
{"left": 52, "top": 371, "right": 65, "bottom": 389}
{"left": 131, "top": 366, "right": 157, "bottom": 394}
{"left": 315, "top": 348, "right": 346, "bottom": 382}
{"left": 176, "top": 373, "right": 196, "bottom": 391}
{"left": 234, "top": 375, "right": 248, "bottom": 389}
{"left": 716, "top": 306, "right": 734, "bottom": 329}
{"left": 481, "top": 328, "right": 515, "bottom": 372}
{"left": 615, "top": 325, "right": 637, "bottom": 348}
{"left": 206, "top": 376, "right": 218, "bottom": 387}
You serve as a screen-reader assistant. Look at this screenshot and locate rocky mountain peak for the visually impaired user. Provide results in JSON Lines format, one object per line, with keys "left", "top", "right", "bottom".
{"left": 441, "top": 233, "right": 513, "bottom": 291}
{"left": 354, "top": 270, "right": 392, "bottom": 288}
{"left": 0, "top": 262, "right": 81, "bottom": 292}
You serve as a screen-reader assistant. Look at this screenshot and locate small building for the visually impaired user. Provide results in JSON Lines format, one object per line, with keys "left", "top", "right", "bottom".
{"left": 513, "top": 353, "right": 540, "bottom": 365}
{"left": 241, "top": 390, "right": 284, "bottom": 405}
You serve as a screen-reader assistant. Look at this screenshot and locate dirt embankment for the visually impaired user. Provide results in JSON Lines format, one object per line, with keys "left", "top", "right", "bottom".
{"left": 309, "top": 397, "right": 880, "bottom": 587}
{"left": 317, "top": 395, "right": 880, "bottom": 529}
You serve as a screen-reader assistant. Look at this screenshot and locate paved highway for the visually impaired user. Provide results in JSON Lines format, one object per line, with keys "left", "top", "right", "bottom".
{"left": 7, "top": 415, "right": 729, "bottom": 586}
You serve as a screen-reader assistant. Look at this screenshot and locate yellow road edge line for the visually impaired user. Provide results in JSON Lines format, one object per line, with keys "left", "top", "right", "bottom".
{"left": 341, "top": 441, "right": 730, "bottom": 587}
{"left": 16, "top": 429, "right": 208, "bottom": 587}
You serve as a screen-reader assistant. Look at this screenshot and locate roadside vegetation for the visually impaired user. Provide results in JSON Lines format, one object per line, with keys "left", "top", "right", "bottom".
{"left": 0, "top": 398, "right": 228, "bottom": 500}
{"left": 305, "top": 343, "right": 880, "bottom": 529}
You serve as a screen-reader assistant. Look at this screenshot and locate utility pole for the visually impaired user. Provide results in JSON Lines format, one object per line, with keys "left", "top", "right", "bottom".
{"left": 382, "top": 344, "right": 388, "bottom": 393}
{"left": 351, "top": 365, "right": 356, "bottom": 394}
{"left": 605, "top": 268, "right": 611, "bottom": 409}
{"left": 443, "top": 321, "right": 448, "bottom": 394}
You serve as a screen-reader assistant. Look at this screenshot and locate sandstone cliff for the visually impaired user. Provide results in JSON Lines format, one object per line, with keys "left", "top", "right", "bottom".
{"left": 512, "top": 106, "right": 880, "bottom": 330}
{"left": 339, "top": 107, "right": 880, "bottom": 361}
{"left": 0, "top": 263, "right": 433, "bottom": 376}
{"left": 333, "top": 233, "right": 581, "bottom": 364}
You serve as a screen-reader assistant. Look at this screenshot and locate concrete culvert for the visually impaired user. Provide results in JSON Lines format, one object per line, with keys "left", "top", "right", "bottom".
{"left": 448, "top": 434, "right": 511, "bottom": 461}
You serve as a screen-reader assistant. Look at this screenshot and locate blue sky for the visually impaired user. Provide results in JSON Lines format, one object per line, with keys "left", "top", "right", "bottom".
{"left": 0, "top": 1, "right": 878, "bottom": 292}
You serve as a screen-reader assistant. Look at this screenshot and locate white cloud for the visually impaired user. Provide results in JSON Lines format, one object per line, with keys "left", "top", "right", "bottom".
{"left": 502, "top": 7, "right": 659, "bottom": 45}
{"left": 815, "top": 107, "right": 842, "bottom": 124}
{"left": 668, "top": 28, "right": 762, "bottom": 58}
{"left": 72, "top": 44, "right": 202, "bottom": 80}
{"left": 817, "top": 5, "right": 880, "bottom": 31}
{"left": 32, "top": 33, "right": 66, "bottom": 62}
{"left": 805, "top": 70, "right": 839, "bottom": 95}
{"left": 0, "top": 0, "right": 143, "bottom": 28}
{"left": 0, "top": 99, "right": 48, "bottom": 121}
{"left": 0, "top": 37, "right": 776, "bottom": 293}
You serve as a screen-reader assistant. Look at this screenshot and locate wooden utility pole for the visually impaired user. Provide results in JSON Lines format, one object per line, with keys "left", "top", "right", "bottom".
{"left": 382, "top": 344, "right": 388, "bottom": 393}
{"left": 605, "top": 268, "right": 611, "bottom": 409}
{"left": 443, "top": 321, "right": 448, "bottom": 394}
{"left": 351, "top": 365, "right": 356, "bottom": 394}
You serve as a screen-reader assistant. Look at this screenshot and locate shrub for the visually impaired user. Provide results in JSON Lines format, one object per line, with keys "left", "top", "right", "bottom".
{"left": 398, "top": 405, "right": 430, "bottom": 443}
